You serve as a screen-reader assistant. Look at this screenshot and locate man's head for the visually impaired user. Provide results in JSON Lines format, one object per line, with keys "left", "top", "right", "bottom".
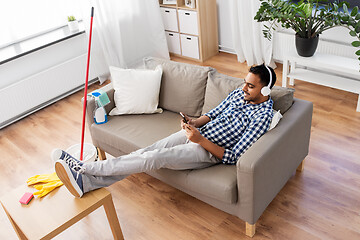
{"left": 242, "top": 64, "right": 276, "bottom": 104}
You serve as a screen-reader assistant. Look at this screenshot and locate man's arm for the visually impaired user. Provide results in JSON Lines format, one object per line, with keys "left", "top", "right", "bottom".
{"left": 180, "top": 113, "right": 210, "bottom": 128}
{"left": 183, "top": 112, "right": 272, "bottom": 164}
{"left": 192, "top": 115, "right": 211, "bottom": 128}
{"left": 183, "top": 124, "right": 224, "bottom": 160}
{"left": 180, "top": 89, "right": 239, "bottom": 129}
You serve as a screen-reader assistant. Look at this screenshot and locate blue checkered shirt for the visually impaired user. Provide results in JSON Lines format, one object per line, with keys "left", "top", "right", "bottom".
{"left": 199, "top": 88, "right": 273, "bottom": 165}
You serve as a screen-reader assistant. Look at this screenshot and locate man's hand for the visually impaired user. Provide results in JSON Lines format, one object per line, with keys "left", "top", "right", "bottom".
{"left": 183, "top": 123, "right": 225, "bottom": 160}
{"left": 180, "top": 112, "right": 211, "bottom": 129}
{"left": 183, "top": 124, "right": 204, "bottom": 144}
{"left": 180, "top": 112, "right": 224, "bottom": 160}
{"left": 180, "top": 112, "right": 196, "bottom": 128}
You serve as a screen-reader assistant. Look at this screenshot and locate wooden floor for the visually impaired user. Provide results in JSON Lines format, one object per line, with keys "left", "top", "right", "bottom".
{"left": 1, "top": 52, "right": 360, "bottom": 239}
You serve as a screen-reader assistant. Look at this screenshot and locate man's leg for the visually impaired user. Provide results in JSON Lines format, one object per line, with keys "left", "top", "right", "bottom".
{"left": 130, "top": 130, "right": 188, "bottom": 155}
{"left": 82, "top": 174, "right": 128, "bottom": 193}
{"left": 82, "top": 141, "right": 220, "bottom": 192}
{"left": 82, "top": 130, "right": 189, "bottom": 192}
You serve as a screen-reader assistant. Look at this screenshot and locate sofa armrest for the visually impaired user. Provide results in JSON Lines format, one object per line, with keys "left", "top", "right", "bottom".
{"left": 235, "top": 98, "right": 313, "bottom": 224}
{"left": 82, "top": 83, "right": 115, "bottom": 127}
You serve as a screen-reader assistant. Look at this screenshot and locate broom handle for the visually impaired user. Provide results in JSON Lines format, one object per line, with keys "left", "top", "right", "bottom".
{"left": 80, "top": 7, "right": 94, "bottom": 161}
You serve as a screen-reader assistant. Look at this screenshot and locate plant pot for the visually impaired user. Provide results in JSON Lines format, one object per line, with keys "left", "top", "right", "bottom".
{"left": 68, "top": 21, "right": 79, "bottom": 32}
{"left": 295, "top": 34, "right": 319, "bottom": 57}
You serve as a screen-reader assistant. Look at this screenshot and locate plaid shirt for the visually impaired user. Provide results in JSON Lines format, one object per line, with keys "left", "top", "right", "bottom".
{"left": 199, "top": 88, "right": 273, "bottom": 165}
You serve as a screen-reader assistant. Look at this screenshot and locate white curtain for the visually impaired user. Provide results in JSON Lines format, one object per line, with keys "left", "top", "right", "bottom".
{"left": 82, "top": 0, "right": 169, "bottom": 78}
{"left": 230, "top": 0, "right": 275, "bottom": 68}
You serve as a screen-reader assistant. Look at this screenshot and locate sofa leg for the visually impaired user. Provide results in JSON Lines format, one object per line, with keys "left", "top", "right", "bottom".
{"left": 246, "top": 222, "right": 256, "bottom": 237}
{"left": 97, "top": 147, "right": 107, "bottom": 160}
{"left": 297, "top": 159, "right": 305, "bottom": 172}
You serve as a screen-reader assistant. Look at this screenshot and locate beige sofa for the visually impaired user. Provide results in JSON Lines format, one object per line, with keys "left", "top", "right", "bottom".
{"left": 85, "top": 58, "right": 313, "bottom": 237}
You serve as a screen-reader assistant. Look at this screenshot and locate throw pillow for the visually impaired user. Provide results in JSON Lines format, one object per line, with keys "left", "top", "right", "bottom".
{"left": 270, "top": 86, "right": 295, "bottom": 114}
{"left": 109, "top": 65, "right": 163, "bottom": 115}
{"left": 144, "top": 57, "right": 213, "bottom": 117}
{"left": 202, "top": 71, "right": 245, "bottom": 115}
{"left": 269, "top": 109, "right": 283, "bottom": 131}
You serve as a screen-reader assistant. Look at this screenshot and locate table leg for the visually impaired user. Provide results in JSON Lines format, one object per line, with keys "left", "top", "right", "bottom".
{"left": 357, "top": 94, "right": 360, "bottom": 112}
{"left": 103, "top": 195, "right": 124, "bottom": 240}
{"left": 289, "top": 61, "right": 295, "bottom": 86}
{"left": 282, "top": 59, "right": 289, "bottom": 87}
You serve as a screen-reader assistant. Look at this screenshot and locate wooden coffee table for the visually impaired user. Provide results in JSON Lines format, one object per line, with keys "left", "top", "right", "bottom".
{"left": 0, "top": 185, "right": 124, "bottom": 239}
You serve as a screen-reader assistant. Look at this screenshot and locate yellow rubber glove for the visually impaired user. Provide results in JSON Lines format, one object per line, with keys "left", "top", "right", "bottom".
{"left": 27, "top": 172, "right": 60, "bottom": 185}
{"left": 33, "top": 180, "right": 63, "bottom": 198}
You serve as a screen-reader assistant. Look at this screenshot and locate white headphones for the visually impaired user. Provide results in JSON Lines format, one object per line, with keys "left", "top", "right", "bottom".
{"left": 261, "top": 65, "right": 273, "bottom": 96}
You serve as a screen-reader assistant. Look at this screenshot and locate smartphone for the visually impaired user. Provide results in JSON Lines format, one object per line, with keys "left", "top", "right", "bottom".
{"left": 180, "top": 112, "right": 188, "bottom": 124}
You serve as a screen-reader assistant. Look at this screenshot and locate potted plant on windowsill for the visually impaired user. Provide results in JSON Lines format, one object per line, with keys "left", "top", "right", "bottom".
{"left": 254, "top": 0, "right": 360, "bottom": 60}
{"left": 67, "top": 15, "right": 79, "bottom": 32}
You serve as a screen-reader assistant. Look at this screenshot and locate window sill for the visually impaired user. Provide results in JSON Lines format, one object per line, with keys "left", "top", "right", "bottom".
{"left": 0, "top": 21, "right": 86, "bottom": 65}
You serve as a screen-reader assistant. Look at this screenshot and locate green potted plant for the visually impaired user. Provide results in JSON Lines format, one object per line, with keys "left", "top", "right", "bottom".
{"left": 338, "top": 3, "right": 360, "bottom": 63}
{"left": 67, "top": 15, "right": 79, "bottom": 32}
{"left": 254, "top": 0, "right": 360, "bottom": 60}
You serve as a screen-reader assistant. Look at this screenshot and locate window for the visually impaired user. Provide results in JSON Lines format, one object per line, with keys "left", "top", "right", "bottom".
{"left": 0, "top": 1, "right": 83, "bottom": 48}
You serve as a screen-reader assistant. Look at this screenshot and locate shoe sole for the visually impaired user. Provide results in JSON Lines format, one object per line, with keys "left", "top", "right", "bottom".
{"left": 55, "top": 161, "right": 83, "bottom": 198}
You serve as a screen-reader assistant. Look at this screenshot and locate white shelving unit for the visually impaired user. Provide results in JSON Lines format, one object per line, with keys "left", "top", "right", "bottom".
{"left": 159, "top": 0, "right": 218, "bottom": 62}
{"left": 282, "top": 52, "right": 360, "bottom": 112}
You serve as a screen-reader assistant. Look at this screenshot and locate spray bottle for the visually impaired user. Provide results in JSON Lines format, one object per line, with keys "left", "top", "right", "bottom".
{"left": 91, "top": 92, "right": 108, "bottom": 124}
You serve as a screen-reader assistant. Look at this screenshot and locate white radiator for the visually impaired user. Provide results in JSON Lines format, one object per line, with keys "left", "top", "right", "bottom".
{"left": 0, "top": 53, "right": 97, "bottom": 129}
{"left": 273, "top": 31, "right": 357, "bottom": 62}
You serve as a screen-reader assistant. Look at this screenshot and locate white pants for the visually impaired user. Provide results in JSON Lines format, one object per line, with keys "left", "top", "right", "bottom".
{"left": 82, "top": 130, "right": 220, "bottom": 192}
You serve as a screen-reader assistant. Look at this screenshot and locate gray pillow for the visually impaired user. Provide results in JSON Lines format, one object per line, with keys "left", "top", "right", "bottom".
{"left": 270, "top": 86, "right": 295, "bottom": 114}
{"left": 144, "top": 57, "right": 212, "bottom": 117}
{"left": 202, "top": 71, "right": 245, "bottom": 115}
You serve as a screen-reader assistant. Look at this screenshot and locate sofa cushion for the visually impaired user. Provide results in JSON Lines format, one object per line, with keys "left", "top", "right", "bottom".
{"left": 149, "top": 164, "right": 238, "bottom": 204}
{"left": 144, "top": 57, "right": 212, "bottom": 117}
{"left": 109, "top": 65, "right": 163, "bottom": 115}
{"left": 270, "top": 86, "right": 295, "bottom": 114}
{"left": 202, "top": 71, "right": 245, "bottom": 115}
{"left": 91, "top": 110, "right": 182, "bottom": 154}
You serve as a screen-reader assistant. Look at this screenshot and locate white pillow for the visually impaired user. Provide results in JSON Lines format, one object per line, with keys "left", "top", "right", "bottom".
{"left": 109, "top": 66, "right": 163, "bottom": 115}
{"left": 269, "top": 110, "right": 283, "bottom": 131}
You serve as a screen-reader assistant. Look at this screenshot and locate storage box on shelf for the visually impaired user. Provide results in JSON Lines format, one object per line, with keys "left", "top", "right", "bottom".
{"left": 159, "top": 0, "right": 218, "bottom": 62}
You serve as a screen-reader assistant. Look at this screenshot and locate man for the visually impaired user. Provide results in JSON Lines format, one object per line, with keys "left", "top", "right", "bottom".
{"left": 54, "top": 64, "right": 276, "bottom": 198}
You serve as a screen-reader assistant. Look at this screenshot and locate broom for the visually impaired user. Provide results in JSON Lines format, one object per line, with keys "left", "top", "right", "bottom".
{"left": 80, "top": 7, "right": 94, "bottom": 161}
